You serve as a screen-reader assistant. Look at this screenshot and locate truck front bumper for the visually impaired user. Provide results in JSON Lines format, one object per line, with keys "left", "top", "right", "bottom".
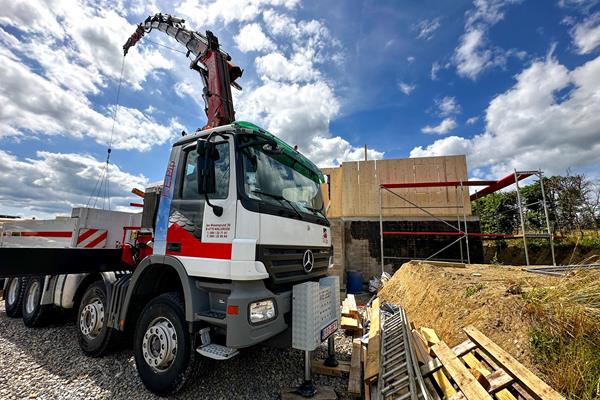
{"left": 225, "top": 280, "right": 291, "bottom": 348}
{"left": 226, "top": 281, "right": 292, "bottom": 348}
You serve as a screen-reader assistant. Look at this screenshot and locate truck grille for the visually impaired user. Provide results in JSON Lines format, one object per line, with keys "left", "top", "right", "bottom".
{"left": 257, "top": 245, "right": 331, "bottom": 289}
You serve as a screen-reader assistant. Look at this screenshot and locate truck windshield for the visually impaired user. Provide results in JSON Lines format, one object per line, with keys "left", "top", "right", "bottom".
{"left": 240, "top": 141, "right": 325, "bottom": 218}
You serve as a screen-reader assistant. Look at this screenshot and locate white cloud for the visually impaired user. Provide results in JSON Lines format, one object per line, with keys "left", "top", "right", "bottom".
{"left": 234, "top": 23, "right": 277, "bottom": 52}
{"left": 307, "top": 137, "right": 384, "bottom": 167}
{"left": 0, "top": 150, "right": 148, "bottom": 218}
{"left": 232, "top": 8, "right": 379, "bottom": 166}
{"left": 0, "top": 52, "right": 181, "bottom": 151}
{"left": 415, "top": 17, "right": 442, "bottom": 40}
{"left": 421, "top": 118, "right": 458, "bottom": 135}
{"left": 453, "top": 0, "right": 522, "bottom": 79}
{"left": 431, "top": 62, "right": 442, "bottom": 80}
{"left": 177, "top": 0, "right": 299, "bottom": 27}
{"left": 436, "top": 96, "right": 461, "bottom": 116}
{"left": 407, "top": 56, "right": 415, "bottom": 63}
{"left": 411, "top": 54, "right": 600, "bottom": 176}
{"left": 255, "top": 52, "right": 319, "bottom": 82}
{"left": 466, "top": 116, "right": 479, "bottom": 125}
{"left": 174, "top": 81, "right": 196, "bottom": 99}
{"left": 398, "top": 82, "right": 416, "bottom": 95}
{"left": 0, "top": 2, "right": 181, "bottom": 152}
{"left": 571, "top": 12, "right": 600, "bottom": 54}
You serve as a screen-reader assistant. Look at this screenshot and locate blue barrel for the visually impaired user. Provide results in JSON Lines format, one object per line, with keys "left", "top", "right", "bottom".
{"left": 346, "top": 271, "right": 363, "bottom": 294}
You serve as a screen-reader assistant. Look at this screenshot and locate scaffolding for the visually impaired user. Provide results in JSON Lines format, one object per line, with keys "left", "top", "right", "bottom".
{"left": 378, "top": 169, "right": 556, "bottom": 273}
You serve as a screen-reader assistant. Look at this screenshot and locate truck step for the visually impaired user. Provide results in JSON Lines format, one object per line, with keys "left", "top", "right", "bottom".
{"left": 196, "top": 344, "right": 239, "bottom": 360}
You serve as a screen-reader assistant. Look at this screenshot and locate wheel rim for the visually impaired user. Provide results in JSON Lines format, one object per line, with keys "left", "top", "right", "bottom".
{"left": 25, "top": 280, "right": 40, "bottom": 314}
{"left": 7, "top": 278, "right": 18, "bottom": 305}
{"left": 79, "top": 298, "right": 104, "bottom": 339}
{"left": 142, "top": 317, "right": 178, "bottom": 373}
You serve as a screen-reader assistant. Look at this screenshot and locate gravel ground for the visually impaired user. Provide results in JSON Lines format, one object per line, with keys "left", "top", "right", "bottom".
{"left": 0, "top": 303, "right": 353, "bottom": 400}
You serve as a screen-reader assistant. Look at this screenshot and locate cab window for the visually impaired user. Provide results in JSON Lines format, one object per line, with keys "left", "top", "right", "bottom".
{"left": 181, "top": 141, "right": 230, "bottom": 200}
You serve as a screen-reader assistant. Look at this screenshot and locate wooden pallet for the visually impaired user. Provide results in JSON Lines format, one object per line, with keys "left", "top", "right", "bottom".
{"left": 417, "top": 326, "right": 565, "bottom": 400}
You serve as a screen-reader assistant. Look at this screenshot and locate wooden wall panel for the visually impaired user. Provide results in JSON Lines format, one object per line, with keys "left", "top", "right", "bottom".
{"left": 322, "top": 155, "right": 472, "bottom": 218}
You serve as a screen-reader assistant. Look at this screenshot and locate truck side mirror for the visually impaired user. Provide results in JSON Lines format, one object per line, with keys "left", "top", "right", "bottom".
{"left": 196, "top": 140, "right": 217, "bottom": 195}
{"left": 196, "top": 140, "right": 223, "bottom": 217}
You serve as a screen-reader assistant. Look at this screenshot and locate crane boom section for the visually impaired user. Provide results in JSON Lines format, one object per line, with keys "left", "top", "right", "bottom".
{"left": 123, "top": 13, "right": 243, "bottom": 128}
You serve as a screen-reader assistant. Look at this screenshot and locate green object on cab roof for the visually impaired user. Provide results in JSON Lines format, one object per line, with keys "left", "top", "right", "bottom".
{"left": 234, "top": 121, "right": 325, "bottom": 184}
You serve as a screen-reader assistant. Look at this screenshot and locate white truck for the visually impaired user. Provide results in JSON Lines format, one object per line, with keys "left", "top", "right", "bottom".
{"left": 0, "top": 13, "right": 341, "bottom": 396}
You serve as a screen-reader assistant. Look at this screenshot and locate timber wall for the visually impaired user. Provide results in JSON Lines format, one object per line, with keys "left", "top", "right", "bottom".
{"left": 321, "top": 155, "right": 471, "bottom": 219}
{"left": 321, "top": 155, "right": 482, "bottom": 286}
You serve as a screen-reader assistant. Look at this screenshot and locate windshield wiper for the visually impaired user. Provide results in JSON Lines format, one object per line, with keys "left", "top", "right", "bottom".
{"left": 303, "top": 205, "right": 325, "bottom": 218}
{"left": 251, "top": 190, "right": 304, "bottom": 221}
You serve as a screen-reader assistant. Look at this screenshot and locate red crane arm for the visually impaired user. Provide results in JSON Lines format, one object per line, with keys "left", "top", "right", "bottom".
{"left": 123, "top": 13, "right": 243, "bottom": 129}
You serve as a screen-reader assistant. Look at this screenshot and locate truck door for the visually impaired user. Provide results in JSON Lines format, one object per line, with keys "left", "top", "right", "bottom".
{"left": 166, "top": 137, "right": 236, "bottom": 264}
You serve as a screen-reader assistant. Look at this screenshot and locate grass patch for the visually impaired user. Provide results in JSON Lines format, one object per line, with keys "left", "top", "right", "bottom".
{"left": 465, "top": 283, "right": 486, "bottom": 297}
{"left": 525, "top": 270, "right": 600, "bottom": 399}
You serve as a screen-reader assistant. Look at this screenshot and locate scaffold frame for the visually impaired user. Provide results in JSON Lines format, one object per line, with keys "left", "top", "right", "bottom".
{"left": 378, "top": 169, "right": 557, "bottom": 273}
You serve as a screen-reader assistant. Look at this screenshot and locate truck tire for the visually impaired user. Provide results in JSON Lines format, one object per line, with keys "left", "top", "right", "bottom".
{"left": 77, "top": 281, "right": 119, "bottom": 357}
{"left": 22, "top": 276, "right": 51, "bottom": 327}
{"left": 4, "top": 277, "right": 28, "bottom": 318}
{"left": 134, "top": 292, "right": 199, "bottom": 395}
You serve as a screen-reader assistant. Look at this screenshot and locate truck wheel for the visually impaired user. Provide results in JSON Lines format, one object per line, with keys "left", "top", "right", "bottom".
{"left": 22, "top": 276, "right": 51, "bottom": 327}
{"left": 4, "top": 277, "right": 28, "bottom": 318}
{"left": 134, "top": 292, "right": 199, "bottom": 395}
{"left": 77, "top": 281, "right": 119, "bottom": 357}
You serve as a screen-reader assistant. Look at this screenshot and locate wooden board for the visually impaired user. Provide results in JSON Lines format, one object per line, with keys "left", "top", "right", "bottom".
{"left": 311, "top": 359, "right": 351, "bottom": 377}
{"left": 464, "top": 326, "right": 565, "bottom": 400}
{"left": 431, "top": 341, "right": 492, "bottom": 400}
{"left": 341, "top": 316, "right": 359, "bottom": 330}
{"left": 417, "top": 327, "right": 457, "bottom": 398}
{"left": 281, "top": 386, "right": 337, "bottom": 400}
{"left": 348, "top": 338, "right": 362, "bottom": 395}
{"left": 364, "top": 298, "right": 380, "bottom": 381}
{"left": 342, "top": 294, "right": 358, "bottom": 318}
{"left": 461, "top": 349, "right": 517, "bottom": 400}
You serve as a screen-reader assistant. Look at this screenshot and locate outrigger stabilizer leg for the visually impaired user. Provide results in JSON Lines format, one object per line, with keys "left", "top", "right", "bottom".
{"left": 296, "top": 350, "right": 317, "bottom": 397}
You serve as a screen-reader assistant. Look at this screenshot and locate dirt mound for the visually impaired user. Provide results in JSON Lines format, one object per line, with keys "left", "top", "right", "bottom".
{"left": 378, "top": 261, "right": 555, "bottom": 372}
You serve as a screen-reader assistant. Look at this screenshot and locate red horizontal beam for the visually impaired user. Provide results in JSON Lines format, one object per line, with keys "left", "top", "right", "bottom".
{"left": 4, "top": 231, "right": 73, "bottom": 238}
{"left": 383, "top": 231, "right": 514, "bottom": 237}
{"left": 381, "top": 180, "right": 496, "bottom": 189}
{"left": 470, "top": 172, "right": 534, "bottom": 201}
{"left": 130, "top": 202, "right": 144, "bottom": 208}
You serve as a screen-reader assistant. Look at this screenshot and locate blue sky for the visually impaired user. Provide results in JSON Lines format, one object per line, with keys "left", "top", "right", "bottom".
{"left": 1, "top": 0, "right": 600, "bottom": 217}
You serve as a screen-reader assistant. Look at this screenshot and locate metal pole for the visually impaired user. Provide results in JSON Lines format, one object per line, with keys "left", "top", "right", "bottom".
{"left": 456, "top": 188, "right": 464, "bottom": 263}
{"left": 297, "top": 350, "right": 316, "bottom": 397}
{"left": 538, "top": 170, "right": 556, "bottom": 266}
{"left": 324, "top": 336, "right": 338, "bottom": 367}
{"left": 461, "top": 182, "right": 471, "bottom": 264}
{"left": 379, "top": 186, "right": 385, "bottom": 274}
{"left": 514, "top": 170, "right": 530, "bottom": 266}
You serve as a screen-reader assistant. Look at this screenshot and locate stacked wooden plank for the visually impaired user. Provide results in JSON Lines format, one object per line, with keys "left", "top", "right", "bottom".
{"left": 363, "top": 298, "right": 380, "bottom": 399}
{"left": 414, "top": 325, "right": 565, "bottom": 400}
{"left": 340, "top": 294, "right": 363, "bottom": 335}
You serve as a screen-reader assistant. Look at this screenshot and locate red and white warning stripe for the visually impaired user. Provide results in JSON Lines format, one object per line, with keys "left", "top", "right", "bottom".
{"left": 76, "top": 228, "right": 108, "bottom": 248}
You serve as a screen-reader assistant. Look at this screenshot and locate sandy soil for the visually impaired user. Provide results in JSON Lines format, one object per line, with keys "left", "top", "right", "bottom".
{"left": 378, "top": 261, "right": 558, "bottom": 374}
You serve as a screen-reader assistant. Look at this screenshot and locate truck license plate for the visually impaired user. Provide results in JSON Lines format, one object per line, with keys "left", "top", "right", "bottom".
{"left": 320, "top": 320, "right": 337, "bottom": 342}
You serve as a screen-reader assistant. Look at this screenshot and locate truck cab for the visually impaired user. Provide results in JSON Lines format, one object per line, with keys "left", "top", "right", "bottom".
{"left": 140, "top": 120, "right": 331, "bottom": 340}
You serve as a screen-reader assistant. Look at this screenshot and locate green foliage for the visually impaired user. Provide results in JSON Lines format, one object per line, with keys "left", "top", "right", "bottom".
{"left": 474, "top": 174, "right": 600, "bottom": 237}
{"left": 465, "top": 283, "right": 486, "bottom": 297}
{"left": 472, "top": 191, "right": 518, "bottom": 234}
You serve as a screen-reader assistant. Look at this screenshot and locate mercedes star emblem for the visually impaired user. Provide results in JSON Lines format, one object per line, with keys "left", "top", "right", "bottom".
{"left": 302, "top": 249, "right": 314, "bottom": 273}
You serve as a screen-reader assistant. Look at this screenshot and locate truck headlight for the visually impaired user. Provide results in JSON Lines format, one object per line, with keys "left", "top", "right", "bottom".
{"left": 249, "top": 299, "right": 276, "bottom": 324}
